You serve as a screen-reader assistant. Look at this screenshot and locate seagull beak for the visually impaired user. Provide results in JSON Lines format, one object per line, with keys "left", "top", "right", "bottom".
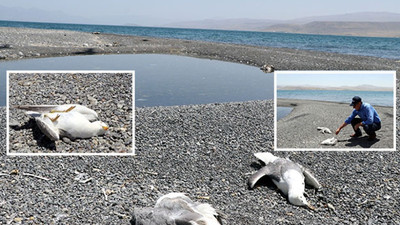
{"left": 102, "top": 126, "right": 109, "bottom": 131}
{"left": 307, "top": 204, "right": 316, "bottom": 210}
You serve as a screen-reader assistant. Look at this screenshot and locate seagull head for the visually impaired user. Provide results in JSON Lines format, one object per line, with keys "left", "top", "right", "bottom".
{"left": 93, "top": 121, "right": 109, "bottom": 135}
{"left": 289, "top": 194, "right": 315, "bottom": 210}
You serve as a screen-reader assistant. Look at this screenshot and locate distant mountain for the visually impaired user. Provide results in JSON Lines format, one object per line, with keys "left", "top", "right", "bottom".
{"left": 288, "top": 12, "right": 400, "bottom": 24}
{"left": 164, "top": 18, "right": 283, "bottom": 31}
{"left": 162, "top": 12, "right": 400, "bottom": 37}
{"left": 263, "top": 21, "right": 400, "bottom": 37}
{"left": 277, "top": 85, "right": 393, "bottom": 92}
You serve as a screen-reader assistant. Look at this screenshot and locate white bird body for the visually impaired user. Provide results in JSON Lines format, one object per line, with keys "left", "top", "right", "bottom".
{"left": 317, "top": 127, "right": 332, "bottom": 134}
{"left": 46, "top": 112, "right": 108, "bottom": 140}
{"left": 15, "top": 104, "right": 108, "bottom": 141}
{"left": 249, "top": 152, "right": 321, "bottom": 209}
{"left": 132, "top": 193, "right": 221, "bottom": 225}
{"left": 321, "top": 137, "right": 337, "bottom": 145}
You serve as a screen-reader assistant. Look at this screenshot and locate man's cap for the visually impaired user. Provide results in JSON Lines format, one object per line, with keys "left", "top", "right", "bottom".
{"left": 350, "top": 96, "right": 362, "bottom": 106}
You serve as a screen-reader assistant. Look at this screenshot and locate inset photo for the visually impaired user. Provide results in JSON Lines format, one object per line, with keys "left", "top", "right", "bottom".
{"left": 275, "top": 71, "right": 396, "bottom": 151}
{"left": 7, "top": 71, "right": 134, "bottom": 155}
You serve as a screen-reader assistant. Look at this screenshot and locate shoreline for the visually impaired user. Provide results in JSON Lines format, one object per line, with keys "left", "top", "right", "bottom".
{"left": 277, "top": 98, "right": 394, "bottom": 108}
{"left": 277, "top": 98, "right": 394, "bottom": 149}
{"left": 0, "top": 27, "right": 399, "bottom": 73}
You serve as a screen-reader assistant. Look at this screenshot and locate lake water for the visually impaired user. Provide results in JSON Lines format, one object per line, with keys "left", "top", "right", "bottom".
{"left": 277, "top": 107, "right": 293, "bottom": 120}
{"left": 1, "top": 20, "right": 400, "bottom": 59}
{"left": 277, "top": 89, "right": 393, "bottom": 107}
{"left": 0, "top": 54, "right": 273, "bottom": 107}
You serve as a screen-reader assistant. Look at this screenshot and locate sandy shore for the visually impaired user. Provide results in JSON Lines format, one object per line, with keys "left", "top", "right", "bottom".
{"left": 277, "top": 99, "right": 394, "bottom": 149}
{"left": 0, "top": 27, "right": 400, "bottom": 73}
{"left": 0, "top": 27, "right": 399, "bottom": 224}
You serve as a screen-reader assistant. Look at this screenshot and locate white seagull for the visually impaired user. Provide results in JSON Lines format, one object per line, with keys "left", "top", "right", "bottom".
{"left": 15, "top": 104, "right": 108, "bottom": 141}
{"left": 131, "top": 193, "right": 221, "bottom": 225}
{"left": 248, "top": 152, "right": 321, "bottom": 209}
{"left": 317, "top": 127, "right": 332, "bottom": 134}
{"left": 321, "top": 137, "right": 337, "bottom": 145}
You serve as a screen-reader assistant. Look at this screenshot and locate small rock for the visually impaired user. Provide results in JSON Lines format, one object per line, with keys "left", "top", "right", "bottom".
{"left": 383, "top": 195, "right": 391, "bottom": 200}
{"left": 260, "top": 64, "right": 274, "bottom": 73}
{"left": 62, "top": 137, "right": 72, "bottom": 144}
{"left": 14, "top": 217, "right": 23, "bottom": 223}
{"left": 88, "top": 96, "right": 98, "bottom": 105}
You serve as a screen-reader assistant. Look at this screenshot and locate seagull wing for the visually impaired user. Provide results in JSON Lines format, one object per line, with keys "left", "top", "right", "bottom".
{"left": 248, "top": 165, "right": 277, "bottom": 189}
{"left": 14, "top": 105, "right": 60, "bottom": 113}
{"left": 297, "top": 163, "right": 321, "bottom": 189}
{"left": 35, "top": 116, "right": 60, "bottom": 141}
{"left": 14, "top": 104, "right": 98, "bottom": 121}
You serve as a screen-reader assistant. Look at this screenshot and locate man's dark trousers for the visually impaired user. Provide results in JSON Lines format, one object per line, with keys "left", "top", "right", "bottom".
{"left": 351, "top": 117, "right": 381, "bottom": 136}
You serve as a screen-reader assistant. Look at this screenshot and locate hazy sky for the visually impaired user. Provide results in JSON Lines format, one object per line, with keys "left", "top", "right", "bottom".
{"left": 276, "top": 72, "right": 395, "bottom": 88}
{"left": 0, "top": 0, "right": 399, "bottom": 25}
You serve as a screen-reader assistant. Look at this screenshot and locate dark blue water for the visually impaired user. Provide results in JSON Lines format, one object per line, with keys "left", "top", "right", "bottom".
{"left": 1, "top": 20, "right": 399, "bottom": 59}
{"left": 0, "top": 54, "right": 273, "bottom": 107}
{"left": 277, "top": 90, "right": 393, "bottom": 107}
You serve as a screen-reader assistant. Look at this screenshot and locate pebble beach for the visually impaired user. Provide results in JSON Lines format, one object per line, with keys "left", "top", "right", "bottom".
{"left": 277, "top": 98, "right": 394, "bottom": 149}
{"left": 0, "top": 27, "right": 399, "bottom": 224}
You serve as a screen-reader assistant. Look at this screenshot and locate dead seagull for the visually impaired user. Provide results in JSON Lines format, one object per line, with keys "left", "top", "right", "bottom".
{"left": 14, "top": 104, "right": 108, "bottom": 141}
{"left": 131, "top": 193, "right": 222, "bottom": 225}
{"left": 248, "top": 152, "right": 321, "bottom": 209}
{"left": 321, "top": 137, "right": 337, "bottom": 145}
{"left": 317, "top": 127, "right": 332, "bottom": 134}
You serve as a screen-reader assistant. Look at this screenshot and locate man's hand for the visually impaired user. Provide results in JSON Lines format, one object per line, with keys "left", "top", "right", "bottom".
{"left": 335, "top": 128, "right": 341, "bottom": 135}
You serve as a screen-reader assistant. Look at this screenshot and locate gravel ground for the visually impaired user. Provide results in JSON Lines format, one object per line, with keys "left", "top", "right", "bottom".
{"left": 1, "top": 100, "right": 399, "bottom": 224}
{"left": 277, "top": 99, "right": 394, "bottom": 149}
{"left": 8, "top": 72, "right": 133, "bottom": 154}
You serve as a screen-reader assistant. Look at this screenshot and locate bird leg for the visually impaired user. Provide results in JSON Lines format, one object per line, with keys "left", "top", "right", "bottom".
{"left": 44, "top": 114, "right": 60, "bottom": 122}
{"left": 50, "top": 106, "right": 76, "bottom": 113}
{"left": 307, "top": 204, "right": 316, "bottom": 210}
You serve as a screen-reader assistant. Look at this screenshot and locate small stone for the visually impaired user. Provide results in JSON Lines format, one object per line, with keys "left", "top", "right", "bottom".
{"left": 383, "top": 195, "right": 391, "bottom": 200}
{"left": 88, "top": 96, "right": 98, "bottom": 105}
{"left": 14, "top": 217, "right": 23, "bottom": 223}
{"left": 62, "top": 137, "right": 72, "bottom": 144}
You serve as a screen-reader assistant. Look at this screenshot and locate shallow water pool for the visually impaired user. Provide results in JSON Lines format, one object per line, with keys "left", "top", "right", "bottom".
{"left": 0, "top": 54, "right": 273, "bottom": 107}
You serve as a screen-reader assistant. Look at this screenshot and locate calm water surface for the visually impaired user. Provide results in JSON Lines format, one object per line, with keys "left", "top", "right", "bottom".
{"left": 0, "top": 54, "right": 273, "bottom": 107}
{"left": 277, "top": 107, "right": 293, "bottom": 120}
{"left": 1, "top": 20, "right": 400, "bottom": 59}
{"left": 277, "top": 89, "right": 393, "bottom": 107}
